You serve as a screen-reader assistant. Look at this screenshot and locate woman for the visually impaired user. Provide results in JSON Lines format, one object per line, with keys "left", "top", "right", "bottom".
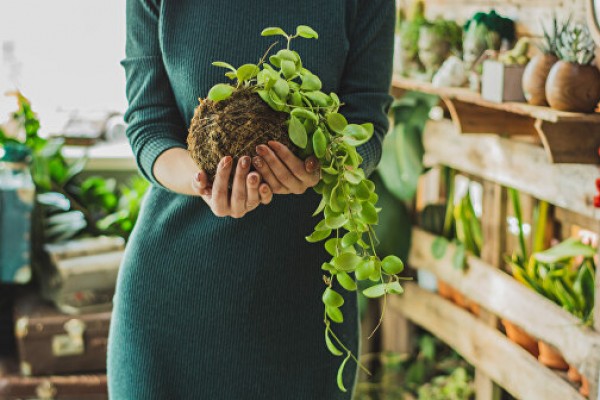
{"left": 107, "top": 0, "right": 394, "bottom": 398}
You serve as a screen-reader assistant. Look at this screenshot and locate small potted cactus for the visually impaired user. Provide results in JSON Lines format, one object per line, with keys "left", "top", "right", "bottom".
{"left": 522, "top": 15, "right": 569, "bottom": 106}
{"left": 545, "top": 24, "right": 600, "bottom": 112}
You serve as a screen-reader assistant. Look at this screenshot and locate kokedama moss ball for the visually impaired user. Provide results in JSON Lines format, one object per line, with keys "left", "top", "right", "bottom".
{"left": 187, "top": 88, "right": 297, "bottom": 180}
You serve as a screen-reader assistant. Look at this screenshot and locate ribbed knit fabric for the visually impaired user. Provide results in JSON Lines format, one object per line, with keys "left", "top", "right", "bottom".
{"left": 107, "top": 1, "right": 394, "bottom": 399}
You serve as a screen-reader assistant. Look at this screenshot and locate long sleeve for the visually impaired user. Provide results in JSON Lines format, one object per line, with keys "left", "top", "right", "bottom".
{"left": 338, "top": 0, "right": 395, "bottom": 177}
{"left": 122, "top": 0, "right": 187, "bottom": 187}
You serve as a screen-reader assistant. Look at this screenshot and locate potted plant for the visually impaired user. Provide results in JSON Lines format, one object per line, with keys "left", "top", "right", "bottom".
{"left": 522, "top": 15, "right": 569, "bottom": 106}
{"left": 187, "top": 26, "right": 406, "bottom": 391}
{"left": 545, "top": 24, "right": 600, "bottom": 112}
{"left": 417, "top": 19, "right": 463, "bottom": 82}
{"left": 395, "top": 1, "right": 426, "bottom": 78}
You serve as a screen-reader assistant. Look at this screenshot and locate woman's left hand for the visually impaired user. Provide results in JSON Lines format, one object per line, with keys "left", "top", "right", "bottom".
{"left": 252, "top": 141, "right": 320, "bottom": 195}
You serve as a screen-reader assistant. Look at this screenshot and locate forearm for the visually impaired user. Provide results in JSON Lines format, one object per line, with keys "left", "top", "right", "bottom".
{"left": 153, "top": 147, "right": 200, "bottom": 196}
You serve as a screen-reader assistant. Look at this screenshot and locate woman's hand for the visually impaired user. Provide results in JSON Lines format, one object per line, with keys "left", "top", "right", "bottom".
{"left": 252, "top": 141, "right": 320, "bottom": 195}
{"left": 192, "top": 156, "right": 273, "bottom": 218}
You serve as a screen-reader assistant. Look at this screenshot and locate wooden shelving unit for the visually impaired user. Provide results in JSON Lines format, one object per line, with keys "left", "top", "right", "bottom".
{"left": 392, "top": 77, "right": 600, "bottom": 164}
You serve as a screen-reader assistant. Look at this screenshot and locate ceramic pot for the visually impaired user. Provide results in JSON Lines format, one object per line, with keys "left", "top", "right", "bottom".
{"left": 567, "top": 364, "right": 582, "bottom": 384}
{"left": 580, "top": 374, "right": 589, "bottom": 398}
{"left": 500, "top": 319, "right": 539, "bottom": 357}
{"left": 522, "top": 53, "right": 558, "bottom": 106}
{"left": 546, "top": 61, "right": 600, "bottom": 112}
{"left": 537, "top": 341, "right": 569, "bottom": 370}
{"left": 437, "top": 280, "right": 454, "bottom": 300}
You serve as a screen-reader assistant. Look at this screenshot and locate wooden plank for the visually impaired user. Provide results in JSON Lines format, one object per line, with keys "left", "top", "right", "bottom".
{"left": 535, "top": 120, "right": 600, "bottom": 164}
{"left": 390, "top": 283, "right": 585, "bottom": 400}
{"left": 422, "top": 119, "right": 600, "bottom": 220}
{"left": 393, "top": 77, "right": 600, "bottom": 124}
{"left": 409, "top": 227, "right": 600, "bottom": 397}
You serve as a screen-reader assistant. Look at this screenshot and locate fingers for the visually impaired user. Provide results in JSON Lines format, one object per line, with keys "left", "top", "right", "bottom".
{"left": 230, "top": 156, "right": 251, "bottom": 218}
{"left": 268, "top": 141, "right": 319, "bottom": 187}
{"left": 259, "top": 183, "right": 273, "bottom": 205}
{"left": 256, "top": 144, "right": 304, "bottom": 194}
{"left": 211, "top": 156, "right": 233, "bottom": 217}
{"left": 253, "top": 155, "right": 289, "bottom": 194}
{"left": 246, "top": 172, "right": 261, "bottom": 209}
{"left": 303, "top": 156, "right": 320, "bottom": 187}
{"left": 192, "top": 170, "right": 212, "bottom": 196}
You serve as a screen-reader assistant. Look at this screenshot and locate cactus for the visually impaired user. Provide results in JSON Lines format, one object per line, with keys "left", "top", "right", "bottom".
{"left": 539, "top": 14, "right": 571, "bottom": 56}
{"left": 555, "top": 24, "right": 596, "bottom": 65}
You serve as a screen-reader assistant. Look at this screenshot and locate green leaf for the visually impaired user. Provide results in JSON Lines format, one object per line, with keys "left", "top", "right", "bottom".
{"left": 276, "top": 49, "right": 298, "bottom": 62}
{"left": 321, "top": 262, "right": 336, "bottom": 272}
{"left": 337, "top": 352, "right": 350, "bottom": 392}
{"left": 273, "top": 79, "right": 290, "bottom": 99}
{"left": 301, "top": 73, "right": 322, "bottom": 91}
{"left": 363, "top": 283, "right": 386, "bottom": 298}
{"left": 387, "top": 281, "right": 404, "bottom": 295}
{"left": 269, "top": 55, "right": 281, "bottom": 68}
{"left": 225, "top": 71, "right": 237, "bottom": 80}
{"left": 296, "top": 25, "right": 319, "bottom": 39}
{"left": 288, "top": 116, "right": 307, "bottom": 148}
{"left": 356, "top": 181, "right": 371, "bottom": 201}
{"left": 341, "top": 232, "right": 359, "bottom": 248}
{"left": 452, "top": 242, "right": 467, "bottom": 270}
{"left": 281, "top": 60, "right": 296, "bottom": 79}
{"left": 342, "top": 124, "right": 371, "bottom": 146}
{"left": 211, "top": 61, "right": 236, "bottom": 72}
{"left": 312, "top": 128, "right": 327, "bottom": 159}
{"left": 329, "top": 185, "right": 343, "bottom": 213}
{"left": 382, "top": 255, "right": 404, "bottom": 275}
{"left": 325, "top": 329, "right": 343, "bottom": 356}
{"left": 305, "top": 91, "right": 330, "bottom": 107}
{"left": 359, "top": 202, "right": 378, "bottom": 225}
{"left": 332, "top": 253, "right": 362, "bottom": 271}
{"left": 355, "top": 259, "right": 375, "bottom": 280}
{"left": 290, "top": 91, "right": 303, "bottom": 107}
{"left": 261, "top": 27, "right": 287, "bottom": 37}
{"left": 534, "top": 238, "right": 596, "bottom": 264}
{"left": 326, "top": 305, "right": 344, "bottom": 323}
{"left": 323, "top": 288, "right": 345, "bottom": 308}
{"left": 337, "top": 272, "right": 357, "bottom": 291}
{"left": 312, "top": 196, "right": 327, "bottom": 216}
{"left": 431, "top": 236, "right": 449, "bottom": 259}
{"left": 305, "top": 229, "right": 331, "bottom": 243}
{"left": 290, "top": 108, "right": 318, "bottom": 123}
{"left": 343, "top": 168, "right": 363, "bottom": 185}
{"left": 207, "top": 84, "right": 234, "bottom": 102}
{"left": 236, "top": 64, "right": 259, "bottom": 82}
{"left": 325, "top": 214, "right": 348, "bottom": 229}
{"left": 325, "top": 238, "right": 340, "bottom": 256}
{"left": 326, "top": 113, "right": 348, "bottom": 134}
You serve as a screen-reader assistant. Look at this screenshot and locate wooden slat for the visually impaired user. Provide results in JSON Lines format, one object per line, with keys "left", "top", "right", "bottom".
{"left": 421, "top": 119, "right": 600, "bottom": 220}
{"left": 409, "top": 227, "right": 600, "bottom": 398}
{"left": 390, "top": 283, "right": 585, "bottom": 400}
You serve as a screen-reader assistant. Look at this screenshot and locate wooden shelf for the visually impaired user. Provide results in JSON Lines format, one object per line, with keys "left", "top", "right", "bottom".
{"left": 392, "top": 77, "right": 600, "bottom": 164}
{"left": 408, "top": 227, "right": 600, "bottom": 399}
{"left": 390, "top": 282, "right": 586, "bottom": 400}
{"left": 422, "top": 119, "right": 600, "bottom": 221}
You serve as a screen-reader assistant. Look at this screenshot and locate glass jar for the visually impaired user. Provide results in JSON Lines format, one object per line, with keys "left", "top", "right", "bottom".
{"left": 0, "top": 144, "right": 35, "bottom": 283}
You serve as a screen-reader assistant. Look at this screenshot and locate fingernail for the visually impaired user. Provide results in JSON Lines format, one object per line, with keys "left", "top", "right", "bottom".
{"left": 306, "top": 159, "right": 316, "bottom": 170}
{"left": 249, "top": 173, "right": 258, "bottom": 184}
{"left": 253, "top": 157, "right": 264, "bottom": 168}
{"left": 261, "top": 185, "right": 269, "bottom": 193}
{"left": 221, "top": 157, "right": 232, "bottom": 168}
{"left": 256, "top": 145, "right": 267, "bottom": 156}
{"left": 241, "top": 157, "right": 250, "bottom": 168}
{"left": 268, "top": 140, "right": 279, "bottom": 148}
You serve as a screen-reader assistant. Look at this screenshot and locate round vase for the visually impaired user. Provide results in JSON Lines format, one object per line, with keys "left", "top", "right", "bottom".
{"left": 522, "top": 53, "right": 558, "bottom": 106}
{"left": 500, "top": 319, "right": 539, "bottom": 357}
{"left": 546, "top": 61, "right": 600, "bottom": 112}
{"left": 537, "top": 341, "right": 569, "bottom": 370}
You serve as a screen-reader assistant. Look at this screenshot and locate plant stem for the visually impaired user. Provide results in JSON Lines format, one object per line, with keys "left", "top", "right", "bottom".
{"left": 509, "top": 187, "right": 528, "bottom": 259}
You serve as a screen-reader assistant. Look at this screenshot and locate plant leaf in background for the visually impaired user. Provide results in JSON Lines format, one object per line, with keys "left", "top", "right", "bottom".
{"left": 533, "top": 237, "right": 596, "bottom": 264}
{"left": 378, "top": 91, "right": 438, "bottom": 201}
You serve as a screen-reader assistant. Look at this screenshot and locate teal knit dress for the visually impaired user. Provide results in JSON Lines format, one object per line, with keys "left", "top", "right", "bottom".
{"left": 107, "top": 1, "right": 394, "bottom": 398}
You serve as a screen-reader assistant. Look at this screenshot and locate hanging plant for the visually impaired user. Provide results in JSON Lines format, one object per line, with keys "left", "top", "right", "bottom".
{"left": 186, "top": 25, "right": 406, "bottom": 391}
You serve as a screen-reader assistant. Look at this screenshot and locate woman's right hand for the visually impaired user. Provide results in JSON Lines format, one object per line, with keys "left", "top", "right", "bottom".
{"left": 192, "top": 156, "right": 273, "bottom": 218}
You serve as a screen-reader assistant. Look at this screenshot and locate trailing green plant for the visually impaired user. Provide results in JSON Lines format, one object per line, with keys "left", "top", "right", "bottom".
{"left": 555, "top": 23, "right": 596, "bottom": 65}
{"left": 204, "top": 25, "right": 406, "bottom": 391}
{"left": 538, "top": 14, "right": 571, "bottom": 56}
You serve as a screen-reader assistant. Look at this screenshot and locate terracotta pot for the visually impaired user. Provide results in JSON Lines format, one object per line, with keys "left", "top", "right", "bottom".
{"left": 468, "top": 301, "right": 481, "bottom": 317}
{"left": 567, "top": 364, "right": 582, "bottom": 384}
{"left": 580, "top": 374, "right": 589, "bottom": 398}
{"left": 501, "top": 319, "right": 539, "bottom": 357}
{"left": 522, "top": 53, "right": 558, "bottom": 106}
{"left": 437, "top": 280, "right": 454, "bottom": 300}
{"left": 537, "top": 341, "right": 569, "bottom": 370}
{"left": 450, "top": 289, "right": 469, "bottom": 309}
{"left": 546, "top": 61, "right": 600, "bottom": 112}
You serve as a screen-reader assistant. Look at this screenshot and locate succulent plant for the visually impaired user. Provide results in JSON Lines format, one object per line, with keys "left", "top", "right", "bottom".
{"left": 538, "top": 14, "right": 571, "bottom": 56}
{"left": 555, "top": 23, "right": 597, "bottom": 65}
